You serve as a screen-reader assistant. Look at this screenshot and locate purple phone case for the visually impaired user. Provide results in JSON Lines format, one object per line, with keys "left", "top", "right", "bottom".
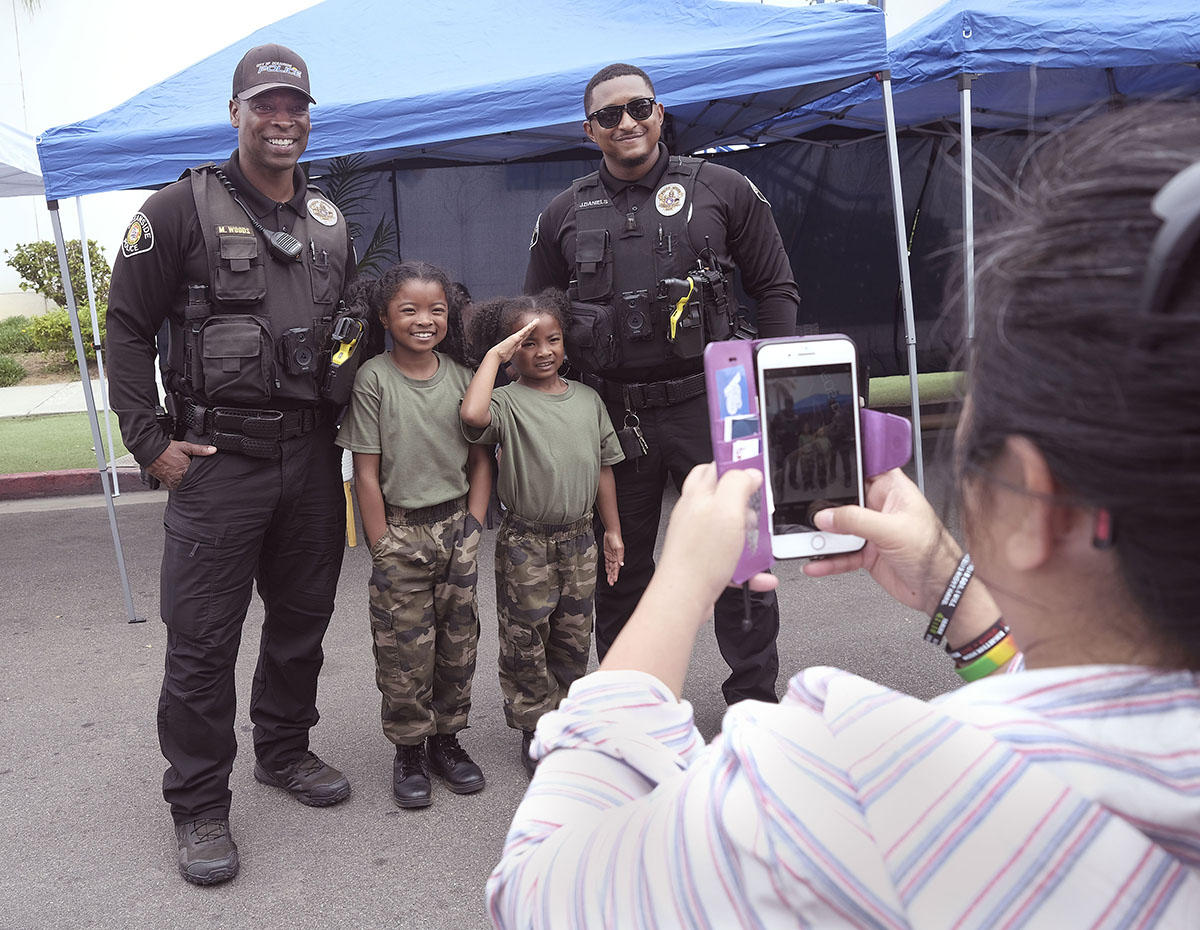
{"left": 704, "top": 340, "right": 773, "bottom": 583}
{"left": 704, "top": 336, "right": 913, "bottom": 579}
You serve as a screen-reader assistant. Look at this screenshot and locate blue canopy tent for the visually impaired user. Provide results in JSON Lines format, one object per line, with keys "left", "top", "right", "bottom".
{"left": 34, "top": 0, "right": 940, "bottom": 486}
{"left": 36, "top": 0, "right": 891, "bottom": 198}
{"left": 746, "top": 0, "right": 1200, "bottom": 339}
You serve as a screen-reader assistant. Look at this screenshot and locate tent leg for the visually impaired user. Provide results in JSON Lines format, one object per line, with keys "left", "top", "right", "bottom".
{"left": 48, "top": 203, "right": 144, "bottom": 624}
{"left": 74, "top": 197, "right": 122, "bottom": 495}
{"left": 958, "top": 76, "right": 976, "bottom": 342}
{"left": 880, "top": 73, "right": 925, "bottom": 491}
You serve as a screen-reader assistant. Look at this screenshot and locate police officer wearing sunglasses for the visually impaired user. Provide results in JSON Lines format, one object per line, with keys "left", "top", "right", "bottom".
{"left": 525, "top": 63, "right": 800, "bottom": 707}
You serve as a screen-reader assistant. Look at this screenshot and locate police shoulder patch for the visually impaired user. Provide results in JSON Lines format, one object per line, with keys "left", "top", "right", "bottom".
{"left": 122, "top": 212, "right": 154, "bottom": 257}
{"left": 746, "top": 177, "right": 770, "bottom": 206}
{"left": 529, "top": 214, "right": 540, "bottom": 251}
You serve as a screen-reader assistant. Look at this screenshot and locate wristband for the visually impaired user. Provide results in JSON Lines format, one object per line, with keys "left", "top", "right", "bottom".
{"left": 955, "top": 635, "right": 1018, "bottom": 682}
{"left": 947, "top": 618, "right": 1009, "bottom": 665}
{"left": 924, "top": 553, "right": 974, "bottom": 645}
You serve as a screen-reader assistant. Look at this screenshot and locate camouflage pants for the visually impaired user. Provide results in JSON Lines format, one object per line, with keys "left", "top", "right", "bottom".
{"left": 368, "top": 498, "right": 481, "bottom": 745}
{"left": 495, "top": 512, "right": 596, "bottom": 731}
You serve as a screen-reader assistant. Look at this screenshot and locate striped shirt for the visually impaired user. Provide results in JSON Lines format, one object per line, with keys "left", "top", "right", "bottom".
{"left": 487, "top": 664, "right": 1200, "bottom": 928}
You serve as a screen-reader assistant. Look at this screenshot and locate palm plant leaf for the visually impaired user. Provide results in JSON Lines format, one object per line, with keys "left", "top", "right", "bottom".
{"left": 356, "top": 217, "right": 398, "bottom": 278}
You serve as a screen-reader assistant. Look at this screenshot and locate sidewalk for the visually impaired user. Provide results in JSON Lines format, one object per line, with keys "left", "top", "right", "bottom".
{"left": 0, "top": 375, "right": 145, "bottom": 500}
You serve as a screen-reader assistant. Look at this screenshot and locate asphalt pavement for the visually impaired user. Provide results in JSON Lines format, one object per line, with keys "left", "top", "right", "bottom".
{"left": 0, "top": 462, "right": 961, "bottom": 930}
{"left": 0, "top": 377, "right": 961, "bottom": 928}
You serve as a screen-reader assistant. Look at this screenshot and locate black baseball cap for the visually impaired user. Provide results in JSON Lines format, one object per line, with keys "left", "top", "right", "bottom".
{"left": 231, "top": 43, "right": 316, "bottom": 104}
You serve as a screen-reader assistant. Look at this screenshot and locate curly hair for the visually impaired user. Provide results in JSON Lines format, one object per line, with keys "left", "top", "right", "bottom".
{"left": 368, "top": 260, "right": 470, "bottom": 367}
{"left": 465, "top": 289, "right": 569, "bottom": 365}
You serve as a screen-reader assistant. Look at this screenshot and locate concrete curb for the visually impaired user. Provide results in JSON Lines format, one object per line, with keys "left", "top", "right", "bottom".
{"left": 0, "top": 467, "right": 151, "bottom": 501}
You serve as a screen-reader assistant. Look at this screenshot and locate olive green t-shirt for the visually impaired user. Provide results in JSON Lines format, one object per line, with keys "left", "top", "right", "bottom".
{"left": 463, "top": 380, "right": 623, "bottom": 523}
{"left": 337, "top": 351, "right": 474, "bottom": 509}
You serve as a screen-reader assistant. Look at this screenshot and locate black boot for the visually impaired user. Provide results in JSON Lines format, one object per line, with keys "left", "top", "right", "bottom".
{"left": 520, "top": 729, "right": 537, "bottom": 779}
{"left": 426, "top": 732, "right": 485, "bottom": 794}
{"left": 175, "top": 817, "right": 239, "bottom": 886}
{"left": 393, "top": 743, "right": 432, "bottom": 808}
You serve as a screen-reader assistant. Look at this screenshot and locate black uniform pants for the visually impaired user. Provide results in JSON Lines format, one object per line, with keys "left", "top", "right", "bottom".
{"left": 595, "top": 392, "right": 780, "bottom": 704}
{"left": 157, "top": 422, "right": 345, "bottom": 824}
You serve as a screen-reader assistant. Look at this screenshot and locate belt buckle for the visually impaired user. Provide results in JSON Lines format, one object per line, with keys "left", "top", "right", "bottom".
{"left": 643, "top": 382, "right": 667, "bottom": 407}
{"left": 242, "top": 410, "right": 284, "bottom": 439}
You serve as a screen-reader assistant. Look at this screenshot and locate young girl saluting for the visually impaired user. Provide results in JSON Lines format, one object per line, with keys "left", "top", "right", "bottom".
{"left": 461, "top": 290, "right": 624, "bottom": 776}
{"left": 337, "top": 260, "right": 491, "bottom": 808}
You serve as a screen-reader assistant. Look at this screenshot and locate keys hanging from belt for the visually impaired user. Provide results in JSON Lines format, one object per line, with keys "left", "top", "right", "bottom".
{"left": 616, "top": 411, "right": 648, "bottom": 461}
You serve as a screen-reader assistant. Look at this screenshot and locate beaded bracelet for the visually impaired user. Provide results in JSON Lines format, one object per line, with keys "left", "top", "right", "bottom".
{"left": 924, "top": 553, "right": 974, "bottom": 645}
{"left": 955, "top": 634, "right": 1018, "bottom": 682}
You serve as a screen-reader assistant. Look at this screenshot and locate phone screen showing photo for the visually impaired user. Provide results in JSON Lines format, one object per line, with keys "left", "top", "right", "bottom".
{"left": 762, "top": 364, "right": 858, "bottom": 534}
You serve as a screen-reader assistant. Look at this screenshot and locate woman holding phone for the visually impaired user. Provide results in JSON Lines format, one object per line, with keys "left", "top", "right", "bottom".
{"left": 487, "top": 103, "right": 1200, "bottom": 929}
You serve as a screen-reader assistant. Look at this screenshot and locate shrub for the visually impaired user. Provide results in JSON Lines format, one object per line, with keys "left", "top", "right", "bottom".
{"left": 3, "top": 239, "right": 110, "bottom": 309}
{"left": 28, "top": 305, "right": 106, "bottom": 365}
{"left": 0, "top": 315, "right": 36, "bottom": 354}
{"left": 0, "top": 355, "right": 26, "bottom": 387}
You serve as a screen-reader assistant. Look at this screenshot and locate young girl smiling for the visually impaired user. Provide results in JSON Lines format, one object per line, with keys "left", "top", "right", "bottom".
{"left": 338, "top": 260, "right": 491, "bottom": 808}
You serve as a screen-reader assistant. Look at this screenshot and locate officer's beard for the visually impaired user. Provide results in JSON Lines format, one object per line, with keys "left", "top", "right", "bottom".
{"left": 613, "top": 148, "right": 657, "bottom": 177}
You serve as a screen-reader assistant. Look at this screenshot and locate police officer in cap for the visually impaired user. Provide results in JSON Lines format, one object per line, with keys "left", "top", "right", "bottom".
{"left": 525, "top": 63, "right": 800, "bottom": 706}
{"left": 107, "top": 43, "right": 356, "bottom": 885}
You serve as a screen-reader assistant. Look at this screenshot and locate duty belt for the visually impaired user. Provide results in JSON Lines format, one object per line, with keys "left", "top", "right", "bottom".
{"left": 178, "top": 397, "right": 321, "bottom": 460}
{"left": 592, "top": 371, "right": 707, "bottom": 410}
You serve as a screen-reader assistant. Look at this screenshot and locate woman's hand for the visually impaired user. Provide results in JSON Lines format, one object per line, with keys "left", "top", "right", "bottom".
{"left": 802, "top": 468, "right": 961, "bottom": 614}
{"left": 658, "top": 464, "right": 777, "bottom": 608}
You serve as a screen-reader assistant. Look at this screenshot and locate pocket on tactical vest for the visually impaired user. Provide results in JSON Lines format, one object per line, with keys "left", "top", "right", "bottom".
{"left": 573, "top": 228, "right": 612, "bottom": 302}
{"left": 195, "top": 314, "right": 276, "bottom": 405}
{"left": 309, "top": 249, "right": 338, "bottom": 306}
{"left": 565, "top": 300, "right": 620, "bottom": 372}
{"left": 214, "top": 233, "right": 267, "bottom": 303}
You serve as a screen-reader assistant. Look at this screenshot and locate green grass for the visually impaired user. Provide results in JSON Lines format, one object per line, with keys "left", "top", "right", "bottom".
{"left": 0, "top": 412, "right": 130, "bottom": 474}
{"left": 868, "top": 371, "right": 964, "bottom": 408}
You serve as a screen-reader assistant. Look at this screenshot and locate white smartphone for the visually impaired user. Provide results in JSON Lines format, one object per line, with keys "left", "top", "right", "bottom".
{"left": 755, "top": 336, "right": 865, "bottom": 559}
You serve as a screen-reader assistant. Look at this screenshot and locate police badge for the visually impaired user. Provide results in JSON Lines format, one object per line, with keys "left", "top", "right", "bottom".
{"left": 307, "top": 198, "right": 338, "bottom": 226}
{"left": 655, "top": 183, "right": 686, "bottom": 217}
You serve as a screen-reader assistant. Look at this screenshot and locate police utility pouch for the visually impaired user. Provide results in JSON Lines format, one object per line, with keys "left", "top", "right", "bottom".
{"left": 214, "top": 234, "right": 267, "bottom": 303}
{"left": 574, "top": 229, "right": 612, "bottom": 301}
{"left": 565, "top": 299, "right": 620, "bottom": 373}
{"left": 196, "top": 314, "right": 275, "bottom": 406}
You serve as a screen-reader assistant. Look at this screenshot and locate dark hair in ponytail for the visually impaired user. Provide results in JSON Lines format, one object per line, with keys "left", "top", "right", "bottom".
{"left": 959, "top": 101, "right": 1200, "bottom": 664}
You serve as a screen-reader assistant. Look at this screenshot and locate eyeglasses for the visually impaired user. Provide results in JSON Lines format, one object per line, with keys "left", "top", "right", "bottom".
{"left": 1138, "top": 159, "right": 1200, "bottom": 315}
{"left": 587, "top": 97, "right": 657, "bottom": 130}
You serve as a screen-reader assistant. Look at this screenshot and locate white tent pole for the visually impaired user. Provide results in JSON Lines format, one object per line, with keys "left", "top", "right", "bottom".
{"left": 74, "top": 196, "right": 121, "bottom": 496}
{"left": 48, "top": 201, "right": 143, "bottom": 624}
{"left": 958, "top": 75, "right": 976, "bottom": 341}
{"left": 880, "top": 71, "right": 925, "bottom": 491}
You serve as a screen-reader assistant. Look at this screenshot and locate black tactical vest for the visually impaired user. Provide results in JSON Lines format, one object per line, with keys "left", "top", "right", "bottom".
{"left": 566, "top": 155, "right": 733, "bottom": 379}
{"left": 168, "top": 166, "right": 349, "bottom": 406}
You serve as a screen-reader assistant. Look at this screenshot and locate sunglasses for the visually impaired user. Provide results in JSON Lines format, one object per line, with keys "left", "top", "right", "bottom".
{"left": 587, "top": 97, "right": 657, "bottom": 130}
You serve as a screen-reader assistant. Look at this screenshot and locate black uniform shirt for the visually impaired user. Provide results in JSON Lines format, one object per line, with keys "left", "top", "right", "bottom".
{"left": 106, "top": 153, "right": 355, "bottom": 466}
{"left": 524, "top": 143, "right": 800, "bottom": 352}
